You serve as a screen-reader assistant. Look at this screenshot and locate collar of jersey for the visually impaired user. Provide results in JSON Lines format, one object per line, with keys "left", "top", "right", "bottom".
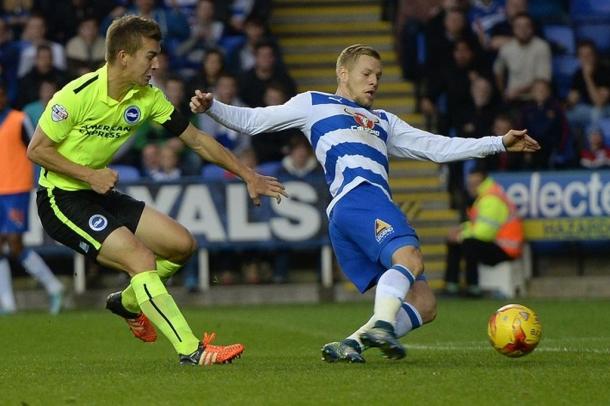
{"left": 98, "top": 64, "right": 140, "bottom": 106}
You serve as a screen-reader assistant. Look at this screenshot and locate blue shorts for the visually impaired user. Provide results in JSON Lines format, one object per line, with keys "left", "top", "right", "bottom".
{"left": 329, "top": 183, "right": 423, "bottom": 293}
{"left": 0, "top": 192, "right": 30, "bottom": 234}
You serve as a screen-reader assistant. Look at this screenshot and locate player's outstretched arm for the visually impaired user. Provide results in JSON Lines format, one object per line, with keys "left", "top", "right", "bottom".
{"left": 27, "top": 126, "right": 118, "bottom": 194}
{"left": 501, "top": 129, "right": 541, "bottom": 152}
{"left": 179, "top": 123, "right": 288, "bottom": 205}
{"left": 190, "top": 90, "right": 308, "bottom": 135}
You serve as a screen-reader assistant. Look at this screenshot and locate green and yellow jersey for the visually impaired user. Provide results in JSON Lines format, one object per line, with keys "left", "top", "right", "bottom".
{"left": 38, "top": 64, "right": 177, "bottom": 191}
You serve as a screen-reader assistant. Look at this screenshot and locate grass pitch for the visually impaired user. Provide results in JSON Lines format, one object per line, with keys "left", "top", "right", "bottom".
{"left": 1, "top": 299, "right": 609, "bottom": 405}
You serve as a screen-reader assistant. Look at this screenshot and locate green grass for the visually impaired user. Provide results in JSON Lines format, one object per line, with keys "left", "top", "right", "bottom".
{"left": 1, "top": 299, "right": 609, "bottom": 405}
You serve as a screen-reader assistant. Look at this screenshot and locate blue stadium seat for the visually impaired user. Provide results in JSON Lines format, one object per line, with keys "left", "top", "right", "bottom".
{"left": 552, "top": 55, "right": 580, "bottom": 99}
{"left": 574, "top": 22, "right": 610, "bottom": 53}
{"left": 543, "top": 25, "right": 575, "bottom": 55}
{"left": 570, "top": 0, "right": 610, "bottom": 21}
{"left": 110, "top": 165, "right": 140, "bottom": 182}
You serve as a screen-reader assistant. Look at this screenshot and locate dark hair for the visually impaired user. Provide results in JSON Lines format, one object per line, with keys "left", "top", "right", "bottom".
{"left": 217, "top": 72, "right": 237, "bottom": 82}
{"left": 254, "top": 40, "right": 277, "bottom": 54}
{"left": 512, "top": 12, "right": 534, "bottom": 26}
{"left": 469, "top": 161, "right": 489, "bottom": 178}
{"left": 106, "top": 16, "right": 161, "bottom": 64}
{"left": 36, "top": 44, "right": 52, "bottom": 56}
{"left": 577, "top": 39, "right": 597, "bottom": 53}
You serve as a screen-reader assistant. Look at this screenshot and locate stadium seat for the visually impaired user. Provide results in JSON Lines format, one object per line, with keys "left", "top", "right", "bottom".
{"left": 570, "top": 0, "right": 610, "bottom": 21}
{"left": 110, "top": 165, "right": 140, "bottom": 182}
{"left": 543, "top": 25, "right": 575, "bottom": 55}
{"left": 574, "top": 22, "right": 610, "bottom": 54}
{"left": 552, "top": 55, "right": 580, "bottom": 99}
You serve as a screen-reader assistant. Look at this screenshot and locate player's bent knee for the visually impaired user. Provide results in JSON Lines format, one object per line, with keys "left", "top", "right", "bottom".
{"left": 168, "top": 233, "right": 197, "bottom": 263}
{"left": 391, "top": 246, "right": 424, "bottom": 275}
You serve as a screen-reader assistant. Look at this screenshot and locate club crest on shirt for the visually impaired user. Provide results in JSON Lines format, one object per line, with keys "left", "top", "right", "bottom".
{"left": 374, "top": 218, "right": 394, "bottom": 242}
{"left": 124, "top": 105, "right": 141, "bottom": 125}
{"left": 344, "top": 108, "right": 380, "bottom": 136}
{"left": 51, "top": 104, "right": 68, "bottom": 122}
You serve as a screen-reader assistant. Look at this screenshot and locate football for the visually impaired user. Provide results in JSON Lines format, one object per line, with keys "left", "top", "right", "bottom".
{"left": 487, "top": 304, "right": 542, "bottom": 357}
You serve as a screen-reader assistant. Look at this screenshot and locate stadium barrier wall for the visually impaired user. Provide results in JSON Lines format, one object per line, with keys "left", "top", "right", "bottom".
{"left": 24, "top": 177, "right": 332, "bottom": 293}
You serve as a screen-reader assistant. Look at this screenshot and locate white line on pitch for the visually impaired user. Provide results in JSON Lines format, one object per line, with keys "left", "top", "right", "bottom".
{"left": 407, "top": 343, "right": 610, "bottom": 354}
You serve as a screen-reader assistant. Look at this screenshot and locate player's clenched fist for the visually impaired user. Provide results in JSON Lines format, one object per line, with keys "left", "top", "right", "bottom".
{"left": 190, "top": 90, "right": 214, "bottom": 114}
{"left": 87, "top": 168, "right": 118, "bottom": 194}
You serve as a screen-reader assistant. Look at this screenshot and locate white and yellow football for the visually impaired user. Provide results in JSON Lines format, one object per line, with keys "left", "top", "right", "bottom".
{"left": 487, "top": 304, "right": 542, "bottom": 357}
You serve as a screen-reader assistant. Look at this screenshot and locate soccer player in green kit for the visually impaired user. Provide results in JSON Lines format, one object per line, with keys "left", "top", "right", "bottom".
{"left": 27, "top": 15, "right": 287, "bottom": 366}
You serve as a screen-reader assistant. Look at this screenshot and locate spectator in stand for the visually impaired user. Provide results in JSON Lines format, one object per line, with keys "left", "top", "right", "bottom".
{"left": 226, "top": 0, "right": 255, "bottom": 34}
{"left": 37, "top": 0, "right": 116, "bottom": 43}
{"left": 141, "top": 144, "right": 161, "bottom": 179}
{"left": 0, "top": 18, "right": 21, "bottom": 105}
{"left": 149, "top": 50, "right": 170, "bottom": 92}
{"left": 238, "top": 41, "right": 297, "bottom": 107}
{"left": 237, "top": 16, "right": 275, "bottom": 73}
{"left": 272, "top": 135, "right": 324, "bottom": 283}
{"left": 186, "top": 48, "right": 225, "bottom": 96}
{"left": 17, "top": 44, "right": 67, "bottom": 108}
{"left": 17, "top": 15, "right": 66, "bottom": 78}
{"left": 463, "top": 77, "right": 502, "bottom": 172}
{"left": 580, "top": 127, "right": 610, "bottom": 169}
{"left": 421, "top": 39, "right": 490, "bottom": 136}
{"left": 462, "top": 77, "right": 500, "bottom": 140}
{"left": 196, "top": 73, "right": 250, "bottom": 156}
{"left": 101, "top": 0, "right": 190, "bottom": 49}
{"left": 65, "top": 17, "right": 105, "bottom": 76}
{"left": 277, "top": 135, "right": 323, "bottom": 183}
{"left": 491, "top": 113, "right": 513, "bottom": 169}
{"left": 515, "top": 79, "right": 572, "bottom": 170}
{"left": 420, "top": 39, "right": 490, "bottom": 208}
{"left": 493, "top": 12, "right": 551, "bottom": 106}
{"left": 487, "top": 0, "right": 528, "bottom": 53}
{"left": 251, "top": 82, "right": 303, "bottom": 163}
{"left": 469, "top": 0, "right": 505, "bottom": 45}
{"left": 175, "top": 0, "right": 225, "bottom": 73}
{"left": 424, "top": 7, "right": 480, "bottom": 84}
{"left": 23, "top": 79, "right": 57, "bottom": 126}
{"left": 566, "top": 40, "right": 610, "bottom": 136}
{"left": 0, "top": 0, "right": 34, "bottom": 39}
{"left": 394, "top": 0, "right": 443, "bottom": 82}
{"left": 150, "top": 144, "right": 182, "bottom": 182}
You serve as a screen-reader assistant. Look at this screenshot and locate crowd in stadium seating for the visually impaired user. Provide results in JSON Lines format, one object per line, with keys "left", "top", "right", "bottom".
{"left": 0, "top": 0, "right": 304, "bottom": 185}
{"left": 4, "top": 0, "right": 610, "bottom": 285}
{"left": 394, "top": 0, "right": 610, "bottom": 208}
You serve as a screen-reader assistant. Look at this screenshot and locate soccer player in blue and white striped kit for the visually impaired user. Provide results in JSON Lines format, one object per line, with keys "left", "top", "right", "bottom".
{"left": 190, "top": 44, "right": 540, "bottom": 363}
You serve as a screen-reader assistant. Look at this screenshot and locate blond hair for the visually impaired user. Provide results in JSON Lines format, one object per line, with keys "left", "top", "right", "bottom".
{"left": 105, "top": 16, "right": 162, "bottom": 64}
{"left": 336, "top": 44, "right": 381, "bottom": 73}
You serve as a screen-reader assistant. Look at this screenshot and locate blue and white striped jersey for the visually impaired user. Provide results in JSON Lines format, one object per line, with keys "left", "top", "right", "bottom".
{"left": 206, "top": 91, "right": 505, "bottom": 215}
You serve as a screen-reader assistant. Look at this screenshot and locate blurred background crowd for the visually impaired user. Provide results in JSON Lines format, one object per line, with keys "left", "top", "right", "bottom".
{"left": 1, "top": 0, "right": 609, "bottom": 291}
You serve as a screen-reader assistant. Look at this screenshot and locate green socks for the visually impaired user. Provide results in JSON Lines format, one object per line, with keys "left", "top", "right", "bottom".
{"left": 121, "top": 258, "right": 183, "bottom": 314}
{"left": 130, "top": 271, "right": 199, "bottom": 355}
